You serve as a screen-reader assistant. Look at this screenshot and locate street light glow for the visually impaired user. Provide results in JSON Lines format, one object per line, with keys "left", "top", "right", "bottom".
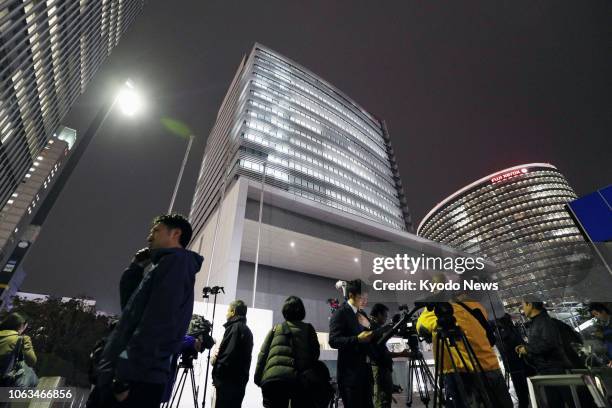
{"left": 117, "top": 84, "right": 143, "bottom": 116}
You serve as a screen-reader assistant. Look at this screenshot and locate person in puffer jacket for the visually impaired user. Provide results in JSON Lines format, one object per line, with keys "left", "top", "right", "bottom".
{"left": 254, "top": 296, "right": 320, "bottom": 408}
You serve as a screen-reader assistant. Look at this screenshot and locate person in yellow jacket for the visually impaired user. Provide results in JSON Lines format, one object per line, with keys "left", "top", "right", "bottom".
{"left": 0, "top": 313, "right": 37, "bottom": 367}
{"left": 416, "top": 295, "right": 512, "bottom": 408}
{"left": 0, "top": 312, "right": 38, "bottom": 386}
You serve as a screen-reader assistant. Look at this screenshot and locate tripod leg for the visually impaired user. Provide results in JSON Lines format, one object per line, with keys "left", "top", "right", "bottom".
{"left": 417, "top": 360, "right": 432, "bottom": 407}
{"left": 433, "top": 334, "right": 445, "bottom": 408}
{"left": 203, "top": 292, "right": 219, "bottom": 408}
{"left": 415, "top": 360, "right": 423, "bottom": 401}
{"left": 442, "top": 336, "right": 472, "bottom": 407}
{"left": 407, "top": 359, "right": 414, "bottom": 406}
{"left": 177, "top": 369, "right": 189, "bottom": 408}
{"left": 170, "top": 369, "right": 187, "bottom": 408}
{"left": 190, "top": 368, "right": 199, "bottom": 408}
{"left": 459, "top": 333, "right": 493, "bottom": 407}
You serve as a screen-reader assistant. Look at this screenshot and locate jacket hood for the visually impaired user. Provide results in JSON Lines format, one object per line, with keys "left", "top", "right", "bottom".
{"left": 150, "top": 247, "right": 204, "bottom": 273}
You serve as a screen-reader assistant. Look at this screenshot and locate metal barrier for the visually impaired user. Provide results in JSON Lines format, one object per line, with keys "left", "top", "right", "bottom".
{"left": 527, "top": 373, "right": 610, "bottom": 408}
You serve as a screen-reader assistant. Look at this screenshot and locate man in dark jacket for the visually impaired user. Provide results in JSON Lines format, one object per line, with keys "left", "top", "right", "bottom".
{"left": 495, "top": 314, "right": 531, "bottom": 408}
{"left": 329, "top": 279, "right": 375, "bottom": 408}
{"left": 369, "top": 304, "right": 410, "bottom": 408}
{"left": 94, "top": 214, "right": 203, "bottom": 408}
{"left": 516, "top": 299, "right": 572, "bottom": 407}
{"left": 212, "top": 299, "right": 254, "bottom": 408}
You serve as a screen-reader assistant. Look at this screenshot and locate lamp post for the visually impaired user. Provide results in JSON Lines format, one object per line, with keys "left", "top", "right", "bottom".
{"left": 168, "top": 135, "right": 193, "bottom": 214}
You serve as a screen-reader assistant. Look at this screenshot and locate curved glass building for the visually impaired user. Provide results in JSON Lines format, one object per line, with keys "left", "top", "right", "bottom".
{"left": 190, "top": 44, "right": 411, "bottom": 237}
{"left": 418, "top": 163, "right": 590, "bottom": 307}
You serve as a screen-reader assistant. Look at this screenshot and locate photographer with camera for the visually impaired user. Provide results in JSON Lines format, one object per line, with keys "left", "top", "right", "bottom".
{"left": 91, "top": 214, "right": 203, "bottom": 408}
{"left": 329, "top": 279, "right": 375, "bottom": 408}
{"left": 369, "top": 304, "right": 409, "bottom": 408}
{"left": 416, "top": 292, "right": 512, "bottom": 408}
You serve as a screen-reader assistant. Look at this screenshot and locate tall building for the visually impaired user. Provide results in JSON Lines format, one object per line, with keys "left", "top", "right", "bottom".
{"left": 0, "top": 0, "right": 145, "bottom": 211}
{"left": 417, "top": 163, "right": 592, "bottom": 307}
{"left": 0, "top": 127, "right": 74, "bottom": 305}
{"left": 187, "top": 44, "right": 480, "bottom": 330}
{"left": 190, "top": 44, "right": 411, "bottom": 238}
{"left": 187, "top": 44, "right": 502, "bottom": 408}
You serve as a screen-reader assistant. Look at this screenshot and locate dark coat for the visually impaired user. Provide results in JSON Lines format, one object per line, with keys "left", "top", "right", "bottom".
{"left": 328, "top": 302, "right": 372, "bottom": 387}
{"left": 525, "top": 311, "right": 571, "bottom": 374}
{"left": 496, "top": 315, "right": 528, "bottom": 373}
{"left": 212, "top": 316, "right": 253, "bottom": 387}
{"left": 98, "top": 248, "right": 203, "bottom": 385}
{"left": 119, "top": 262, "right": 145, "bottom": 311}
{"left": 254, "top": 320, "right": 320, "bottom": 387}
{"left": 369, "top": 321, "right": 393, "bottom": 371}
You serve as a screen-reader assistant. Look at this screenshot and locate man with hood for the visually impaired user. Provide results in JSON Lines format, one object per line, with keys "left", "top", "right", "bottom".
{"left": 93, "top": 214, "right": 203, "bottom": 408}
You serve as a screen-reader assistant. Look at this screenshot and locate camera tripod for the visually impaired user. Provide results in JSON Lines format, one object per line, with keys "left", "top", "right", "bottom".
{"left": 201, "top": 285, "right": 224, "bottom": 408}
{"left": 164, "top": 355, "right": 199, "bottom": 408}
{"left": 406, "top": 345, "right": 437, "bottom": 407}
{"left": 432, "top": 320, "right": 493, "bottom": 408}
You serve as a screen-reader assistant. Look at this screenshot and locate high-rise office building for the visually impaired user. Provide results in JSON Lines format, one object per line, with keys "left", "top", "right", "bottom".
{"left": 0, "top": 0, "right": 145, "bottom": 211}
{"left": 190, "top": 44, "right": 411, "bottom": 238}
{"left": 186, "top": 44, "right": 478, "bottom": 329}
{"left": 0, "top": 127, "right": 74, "bottom": 305}
{"left": 418, "top": 163, "right": 591, "bottom": 307}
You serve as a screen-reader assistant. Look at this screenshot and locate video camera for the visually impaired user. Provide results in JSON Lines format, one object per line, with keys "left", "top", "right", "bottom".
{"left": 181, "top": 315, "right": 215, "bottom": 362}
{"left": 389, "top": 305, "right": 419, "bottom": 339}
{"left": 377, "top": 301, "right": 458, "bottom": 347}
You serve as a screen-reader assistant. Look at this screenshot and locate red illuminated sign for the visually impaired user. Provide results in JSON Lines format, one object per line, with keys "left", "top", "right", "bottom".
{"left": 490, "top": 167, "right": 528, "bottom": 183}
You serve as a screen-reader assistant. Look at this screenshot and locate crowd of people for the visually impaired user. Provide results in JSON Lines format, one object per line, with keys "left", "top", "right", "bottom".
{"left": 0, "top": 213, "right": 609, "bottom": 408}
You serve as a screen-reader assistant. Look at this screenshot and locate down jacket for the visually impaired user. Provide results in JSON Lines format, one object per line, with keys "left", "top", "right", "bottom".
{"left": 254, "top": 320, "right": 320, "bottom": 387}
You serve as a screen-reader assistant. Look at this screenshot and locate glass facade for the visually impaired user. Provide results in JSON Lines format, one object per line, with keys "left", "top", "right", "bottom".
{"left": 190, "top": 44, "right": 411, "bottom": 238}
{"left": 0, "top": 0, "right": 144, "bottom": 211}
{"left": 417, "top": 164, "right": 589, "bottom": 307}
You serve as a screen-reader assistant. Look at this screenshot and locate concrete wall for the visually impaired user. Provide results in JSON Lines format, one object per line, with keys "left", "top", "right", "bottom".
{"left": 245, "top": 198, "right": 380, "bottom": 248}
{"left": 236, "top": 261, "right": 340, "bottom": 332}
{"left": 189, "top": 179, "right": 248, "bottom": 305}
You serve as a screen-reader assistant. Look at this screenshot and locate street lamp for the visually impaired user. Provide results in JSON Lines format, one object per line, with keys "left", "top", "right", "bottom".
{"left": 84, "top": 80, "right": 192, "bottom": 214}
{"left": 116, "top": 80, "right": 144, "bottom": 117}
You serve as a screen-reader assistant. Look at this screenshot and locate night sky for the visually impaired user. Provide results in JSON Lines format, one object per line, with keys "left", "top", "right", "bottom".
{"left": 22, "top": 1, "right": 612, "bottom": 313}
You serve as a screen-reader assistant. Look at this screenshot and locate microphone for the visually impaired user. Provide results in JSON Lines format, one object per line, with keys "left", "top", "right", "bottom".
{"left": 335, "top": 280, "right": 347, "bottom": 299}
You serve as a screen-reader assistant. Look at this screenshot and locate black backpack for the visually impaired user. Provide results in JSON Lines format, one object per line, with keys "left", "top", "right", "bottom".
{"left": 456, "top": 302, "right": 497, "bottom": 347}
